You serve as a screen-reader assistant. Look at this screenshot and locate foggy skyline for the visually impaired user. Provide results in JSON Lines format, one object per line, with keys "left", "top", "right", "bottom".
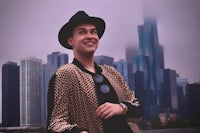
{"left": 1, "top": 0, "right": 200, "bottom": 122}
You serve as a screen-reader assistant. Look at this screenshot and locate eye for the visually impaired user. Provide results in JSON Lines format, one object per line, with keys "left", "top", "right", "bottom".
{"left": 79, "top": 30, "right": 87, "bottom": 35}
{"left": 91, "top": 30, "right": 97, "bottom": 35}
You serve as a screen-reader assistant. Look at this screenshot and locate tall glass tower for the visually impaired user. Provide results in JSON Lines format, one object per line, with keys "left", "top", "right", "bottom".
{"left": 20, "top": 57, "right": 42, "bottom": 126}
{"left": 113, "top": 60, "right": 134, "bottom": 90}
{"left": 41, "top": 52, "right": 68, "bottom": 126}
{"left": 177, "top": 77, "right": 188, "bottom": 118}
{"left": 94, "top": 55, "right": 114, "bottom": 66}
{"left": 162, "top": 69, "right": 177, "bottom": 109}
{"left": 2, "top": 62, "right": 20, "bottom": 126}
{"left": 134, "top": 17, "right": 164, "bottom": 120}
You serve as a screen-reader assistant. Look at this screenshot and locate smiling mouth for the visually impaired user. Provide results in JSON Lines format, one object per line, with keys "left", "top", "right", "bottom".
{"left": 83, "top": 41, "right": 95, "bottom": 45}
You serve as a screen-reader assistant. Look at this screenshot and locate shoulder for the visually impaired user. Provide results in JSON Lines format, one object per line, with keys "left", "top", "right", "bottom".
{"left": 99, "top": 64, "right": 119, "bottom": 74}
{"left": 99, "top": 64, "right": 125, "bottom": 80}
{"left": 55, "top": 63, "right": 76, "bottom": 76}
{"left": 99, "top": 64, "right": 114, "bottom": 70}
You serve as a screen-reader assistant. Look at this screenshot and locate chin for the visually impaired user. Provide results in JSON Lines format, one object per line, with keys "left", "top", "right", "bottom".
{"left": 87, "top": 47, "right": 97, "bottom": 52}
{"left": 85, "top": 50, "right": 95, "bottom": 55}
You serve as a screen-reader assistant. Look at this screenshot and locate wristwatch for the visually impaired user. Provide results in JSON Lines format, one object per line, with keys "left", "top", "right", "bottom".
{"left": 120, "top": 103, "right": 128, "bottom": 115}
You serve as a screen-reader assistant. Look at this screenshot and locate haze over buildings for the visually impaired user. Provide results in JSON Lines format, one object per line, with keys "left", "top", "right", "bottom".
{"left": 1, "top": 0, "right": 200, "bottom": 123}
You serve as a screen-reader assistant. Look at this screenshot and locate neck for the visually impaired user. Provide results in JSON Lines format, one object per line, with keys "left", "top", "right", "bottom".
{"left": 74, "top": 53, "right": 96, "bottom": 73}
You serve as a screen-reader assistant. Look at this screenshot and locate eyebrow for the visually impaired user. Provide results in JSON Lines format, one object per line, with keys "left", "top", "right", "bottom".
{"left": 77, "top": 27, "right": 97, "bottom": 31}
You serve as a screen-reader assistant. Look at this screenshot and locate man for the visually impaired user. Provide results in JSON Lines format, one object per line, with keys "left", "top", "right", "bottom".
{"left": 47, "top": 11, "right": 143, "bottom": 133}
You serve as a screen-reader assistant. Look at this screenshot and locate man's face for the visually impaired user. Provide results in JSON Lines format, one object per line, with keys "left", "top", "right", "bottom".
{"left": 68, "top": 23, "right": 99, "bottom": 56}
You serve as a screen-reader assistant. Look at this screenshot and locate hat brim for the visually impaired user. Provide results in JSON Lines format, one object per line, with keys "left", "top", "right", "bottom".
{"left": 58, "top": 17, "right": 105, "bottom": 49}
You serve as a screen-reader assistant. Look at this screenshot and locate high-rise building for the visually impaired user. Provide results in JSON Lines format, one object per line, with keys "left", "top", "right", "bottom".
{"left": 133, "top": 55, "right": 150, "bottom": 91}
{"left": 47, "top": 52, "right": 68, "bottom": 73}
{"left": 113, "top": 60, "right": 134, "bottom": 90}
{"left": 134, "top": 17, "right": 164, "bottom": 121}
{"left": 20, "top": 57, "right": 42, "bottom": 126}
{"left": 162, "top": 69, "right": 177, "bottom": 110}
{"left": 177, "top": 77, "right": 188, "bottom": 97}
{"left": 125, "top": 45, "right": 138, "bottom": 66}
{"left": 2, "top": 62, "right": 20, "bottom": 127}
{"left": 94, "top": 55, "right": 114, "bottom": 66}
{"left": 133, "top": 55, "right": 155, "bottom": 120}
{"left": 41, "top": 52, "right": 68, "bottom": 126}
{"left": 134, "top": 71, "right": 145, "bottom": 106}
{"left": 185, "top": 83, "right": 200, "bottom": 120}
{"left": 159, "top": 45, "right": 165, "bottom": 69}
{"left": 177, "top": 77, "right": 188, "bottom": 118}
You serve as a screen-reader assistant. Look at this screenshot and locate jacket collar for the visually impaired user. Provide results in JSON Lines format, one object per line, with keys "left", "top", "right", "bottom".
{"left": 72, "top": 58, "right": 102, "bottom": 74}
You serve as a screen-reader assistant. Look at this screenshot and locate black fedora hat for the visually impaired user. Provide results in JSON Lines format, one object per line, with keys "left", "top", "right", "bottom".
{"left": 58, "top": 11, "right": 106, "bottom": 49}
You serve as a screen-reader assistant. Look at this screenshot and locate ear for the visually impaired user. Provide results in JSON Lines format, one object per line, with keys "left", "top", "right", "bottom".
{"left": 67, "top": 37, "right": 73, "bottom": 47}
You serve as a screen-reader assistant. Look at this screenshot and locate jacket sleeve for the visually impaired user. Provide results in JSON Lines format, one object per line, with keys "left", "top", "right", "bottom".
{"left": 47, "top": 72, "right": 87, "bottom": 133}
{"left": 121, "top": 80, "right": 143, "bottom": 123}
{"left": 110, "top": 66, "right": 143, "bottom": 122}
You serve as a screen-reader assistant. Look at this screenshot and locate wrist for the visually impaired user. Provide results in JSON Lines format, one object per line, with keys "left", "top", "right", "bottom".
{"left": 120, "top": 103, "right": 128, "bottom": 115}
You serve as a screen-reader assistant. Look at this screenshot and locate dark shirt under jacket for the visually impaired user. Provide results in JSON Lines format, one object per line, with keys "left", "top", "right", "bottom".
{"left": 72, "top": 59, "right": 142, "bottom": 133}
{"left": 47, "top": 58, "right": 143, "bottom": 133}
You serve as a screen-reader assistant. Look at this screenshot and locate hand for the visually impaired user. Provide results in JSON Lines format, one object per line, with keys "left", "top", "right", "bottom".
{"left": 95, "top": 102, "right": 124, "bottom": 120}
{"left": 80, "top": 131, "right": 88, "bottom": 133}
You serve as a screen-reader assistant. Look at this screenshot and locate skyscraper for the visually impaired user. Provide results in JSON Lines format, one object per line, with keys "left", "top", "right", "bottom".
{"left": 134, "top": 17, "right": 164, "bottom": 120}
{"left": 125, "top": 45, "right": 138, "bottom": 66}
{"left": 20, "top": 57, "right": 42, "bottom": 126}
{"left": 113, "top": 60, "right": 134, "bottom": 90}
{"left": 94, "top": 55, "right": 114, "bottom": 66}
{"left": 185, "top": 83, "right": 200, "bottom": 120}
{"left": 177, "top": 77, "right": 188, "bottom": 97}
{"left": 2, "top": 62, "right": 20, "bottom": 127}
{"left": 162, "top": 69, "right": 177, "bottom": 110}
{"left": 41, "top": 52, "right": 68, "bottom": 126}
{"left": 177, "top": 77, "right": 188, "bottom": 118}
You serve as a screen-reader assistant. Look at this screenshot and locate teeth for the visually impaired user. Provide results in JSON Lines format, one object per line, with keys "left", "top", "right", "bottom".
{"left": 84, "top": 42, "right": 94, "bottom": 44}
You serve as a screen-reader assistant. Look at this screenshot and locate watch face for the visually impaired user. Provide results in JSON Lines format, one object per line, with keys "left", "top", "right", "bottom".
{"left": 120, "top": 103, "right": 128, "bottom": 115}
{"left": 120, "top": 103, "right": 128, "bottom": 110}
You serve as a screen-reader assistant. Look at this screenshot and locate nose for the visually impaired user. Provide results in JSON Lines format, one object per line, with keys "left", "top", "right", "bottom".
{"left": 86, "top": 32, "right": 94, "bottom": 39}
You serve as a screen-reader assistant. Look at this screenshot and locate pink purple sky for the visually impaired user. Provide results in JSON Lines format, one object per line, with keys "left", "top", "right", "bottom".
{"left": 0, "top": 0, "right": 200, "bottom": 121}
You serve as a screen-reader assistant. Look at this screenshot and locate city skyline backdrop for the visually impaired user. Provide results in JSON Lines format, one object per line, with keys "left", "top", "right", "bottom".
{"left": 1, "top": 0, "right": 200, "bottom": 122}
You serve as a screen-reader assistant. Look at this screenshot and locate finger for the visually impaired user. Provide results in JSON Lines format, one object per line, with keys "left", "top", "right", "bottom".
{"left": 99, "top": 108, "right": 111, "bottom": 119}
{"left": 96, "top": 102, "right": 109, "bottom": 112}
{"left": 96, "top": 103, "right": 106, "bottom": 113}
{"left": 96, "top": 103, "right": 109, "bottom": 115}
{"left": 102, "top": 109, "right": 115, "bottom": 120}
{"left": 96, "top": 105, "right": 109, "bottom": 118}
{"left": 104, "top": 111, "right": 114, "bottom": 119}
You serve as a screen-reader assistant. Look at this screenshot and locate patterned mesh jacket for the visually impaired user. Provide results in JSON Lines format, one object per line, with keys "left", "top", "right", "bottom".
{"left": 47, "top": 63, "right": 142, "bottom": 133}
